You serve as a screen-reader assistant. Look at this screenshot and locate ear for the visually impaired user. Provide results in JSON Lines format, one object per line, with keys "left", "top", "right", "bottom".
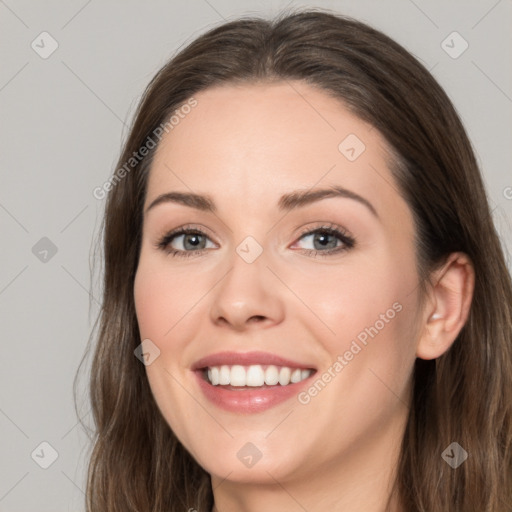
{"left": 416, "top": 252, "right": 475, "bottom": 360}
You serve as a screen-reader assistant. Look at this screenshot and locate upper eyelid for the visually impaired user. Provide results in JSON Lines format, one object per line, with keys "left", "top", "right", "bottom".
{"left": 160, "top": 224, "right": 354, "bottom": 250}
{"left": 165, "top": 224, "right": 348, "bottom": 239}
{"left": 164, "top": 224, "right": 217, "bottom": 240}
{"left": 296, "top": 222, "right": 351, "bottom": 237}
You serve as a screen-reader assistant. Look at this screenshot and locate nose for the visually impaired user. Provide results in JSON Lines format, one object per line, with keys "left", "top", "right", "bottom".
{"left": 209, "top": 248, "right": 285, "bottom": 331}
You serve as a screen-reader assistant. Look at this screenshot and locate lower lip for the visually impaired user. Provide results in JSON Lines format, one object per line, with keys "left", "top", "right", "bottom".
{"left": 193, "top": 370, "right": 315, "bottom": 413}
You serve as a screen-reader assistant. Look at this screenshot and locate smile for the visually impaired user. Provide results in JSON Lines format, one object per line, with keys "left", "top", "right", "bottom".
{"left": 205, "top": 364, "right": 313, "bottom": 387}
{"left": 192, "top": 351, "right": 317, "bottom": 413}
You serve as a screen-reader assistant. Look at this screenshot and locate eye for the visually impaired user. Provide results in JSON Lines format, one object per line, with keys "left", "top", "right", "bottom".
{"left": 292, "top": 224, "right": 355, "bottom": 257}
{"left": 155, "top": 226, "right": 216, "bottom": 258}
{"left": 155, "top": 223, "right": 355, "bottom": 259}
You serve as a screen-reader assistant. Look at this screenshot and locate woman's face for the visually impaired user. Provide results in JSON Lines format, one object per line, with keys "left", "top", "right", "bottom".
{"left": 134, "top": 81, "right": 424, "bottom": 487}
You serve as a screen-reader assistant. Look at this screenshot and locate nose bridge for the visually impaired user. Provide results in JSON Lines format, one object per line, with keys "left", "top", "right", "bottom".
{"left": 209, "top": 236, "right": 284, "bottom": 328}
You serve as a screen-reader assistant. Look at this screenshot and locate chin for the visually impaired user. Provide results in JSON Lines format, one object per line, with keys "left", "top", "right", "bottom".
{"left": 190, "top": 439, "right": 306, "bottom": 485}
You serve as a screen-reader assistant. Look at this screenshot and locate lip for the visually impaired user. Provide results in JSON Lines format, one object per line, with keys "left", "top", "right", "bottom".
{"left": 191, "top": 351, "right": 316, "bottom": 414}
{"left": 191, "top": 350, "right": 316, "bottom": 371}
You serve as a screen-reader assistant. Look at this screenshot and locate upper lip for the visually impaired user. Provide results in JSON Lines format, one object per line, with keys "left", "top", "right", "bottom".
{"left": 191, "top": 351, "right": 316, "bottom": 371}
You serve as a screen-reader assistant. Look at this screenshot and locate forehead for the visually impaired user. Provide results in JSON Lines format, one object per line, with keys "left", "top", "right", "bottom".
{"left": 145, "top": 81, "right": 409, "bottom": 225}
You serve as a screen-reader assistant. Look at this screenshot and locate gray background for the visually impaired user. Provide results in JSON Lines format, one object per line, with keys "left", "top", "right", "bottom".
{"left": 1, "top": 1, "right": 511, "bottom": 510}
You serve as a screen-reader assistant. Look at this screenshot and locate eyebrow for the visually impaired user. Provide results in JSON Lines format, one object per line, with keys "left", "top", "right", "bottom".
{"left": 145, "top": 185, "right": 378, "bottom": 218}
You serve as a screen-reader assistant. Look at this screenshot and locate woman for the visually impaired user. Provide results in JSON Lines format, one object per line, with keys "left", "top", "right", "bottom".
{"left": 82, "top": 8, "right": 512, "bottom": 511}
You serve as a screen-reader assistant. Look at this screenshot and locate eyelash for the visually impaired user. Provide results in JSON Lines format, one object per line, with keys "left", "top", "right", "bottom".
{"left": 154, "top": 223, "right": 356, "bottom": 259}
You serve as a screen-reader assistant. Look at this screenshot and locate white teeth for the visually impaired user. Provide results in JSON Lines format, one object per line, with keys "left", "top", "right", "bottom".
{"left": 219, "top": 365, "right": 230, "bottom": 385}
{"left": 290, "top": 368, "right": 302, "bottom": 383}
{"left": 204, "top": 364, "right": 313, "bottom": 387}
{"left": 278, "top": 367, "right": 291, "bottom": 385}
{"left": 230, "top": 365, "right": 246, "bottom": 386}
{"left": 210, "top": 367, "right": 219, "bottom": 385}
{"left": 246, "top": 365, "right": 265, "bottom": 387}
{"left": 264, "top": 365, "right": 279, "bottom": 385}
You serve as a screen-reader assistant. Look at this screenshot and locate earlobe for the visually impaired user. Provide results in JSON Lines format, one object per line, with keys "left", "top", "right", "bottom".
{"left": 416, "top": 252, "right": 475, "bottom": 360}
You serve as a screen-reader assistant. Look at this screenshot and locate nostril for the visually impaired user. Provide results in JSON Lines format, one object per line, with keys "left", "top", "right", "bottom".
{"left": 249, "top": 315, "right": 266, "bottom": 323}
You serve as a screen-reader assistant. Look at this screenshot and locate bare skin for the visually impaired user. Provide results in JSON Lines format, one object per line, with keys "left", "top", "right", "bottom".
{"left": 133, "top": 81, "right": 474, "bottom": 511}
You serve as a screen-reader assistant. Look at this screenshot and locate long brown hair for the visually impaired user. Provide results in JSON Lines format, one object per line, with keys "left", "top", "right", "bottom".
{"left": 78, "top": 8, "right": 512, "bottom": 511}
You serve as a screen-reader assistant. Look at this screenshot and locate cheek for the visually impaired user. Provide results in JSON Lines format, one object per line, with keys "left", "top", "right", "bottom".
{"left": 296, "top": 270, "right": 418, "bottom": 445}
{"left": 133, "top": 261, "right": 201, "bottom": 447}
{"left": 294, "top": 243, "right": 420, "bottom": 407}
{"left": 134, "top": 256, "right": 200, "bottom": 341}
{"left": 291, "top": 245, "right": 418, "bottom": 346}
{"left": 134, "top": 269, "right": 168, "bottom": 340}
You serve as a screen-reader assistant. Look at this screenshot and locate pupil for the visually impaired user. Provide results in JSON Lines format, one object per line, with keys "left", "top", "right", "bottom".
{"left": 184, "top": 234, "right": 204, "bottom": 250}
{"left": 314, "top": 232, "right": 336, "bottom": 250}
